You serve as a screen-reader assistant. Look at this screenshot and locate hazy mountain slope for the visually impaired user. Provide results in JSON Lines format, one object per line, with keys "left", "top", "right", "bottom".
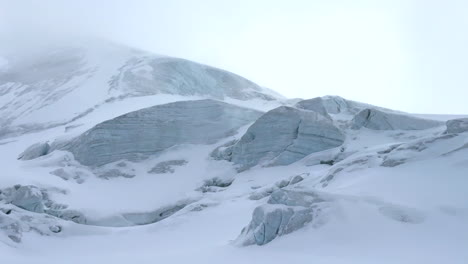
{"left": 0, "top": 40, "right": 281, "bottom": 138}
{"left": 1, "top": 42, "right": 467, "bottom": 264}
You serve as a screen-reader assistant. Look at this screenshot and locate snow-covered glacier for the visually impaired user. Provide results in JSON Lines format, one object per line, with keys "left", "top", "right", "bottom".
{"left": 1, "top": 40, "right": 468, "bottom": 264}
{"left": 63, "top": 99, "right": 262, "bottom": 167}
{"left": 0, "top": 40, "right": 280, "bottom": 138}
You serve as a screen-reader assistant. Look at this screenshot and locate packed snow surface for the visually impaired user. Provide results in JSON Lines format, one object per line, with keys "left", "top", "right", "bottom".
{"left": 1, "top": 41, "right": 467, "bottom": 264}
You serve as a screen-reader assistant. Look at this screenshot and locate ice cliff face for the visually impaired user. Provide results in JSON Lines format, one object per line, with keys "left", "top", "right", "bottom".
{"left": 236, "top": 189, "right": 330, "bottom": 246}
{"left": 111, "top": 56, "right": 276, "bottom": 101}
{"left": 2, "top": 41, "right": 467, "bottom": 263}
{"left": 445, "top": 118, "right": 468, "bottom": 134}
{"left": 63, "top": 99, "right": 262, "bottom": 167}
{"left": 295, "top": 96, "right": 397, "bottom": 116}
{"left": 351, "top": 108, "right": 443, "bottom": 130}
{"left": 216, "top": 106, "right": 345, "bottom": 170}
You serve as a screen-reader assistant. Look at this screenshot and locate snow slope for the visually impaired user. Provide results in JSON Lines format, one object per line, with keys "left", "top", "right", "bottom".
{"left": 0, "top": 40, "right": 282, "bottom": 138}
{"left": 1, "top": 41, "right": 467, "bottom": 264}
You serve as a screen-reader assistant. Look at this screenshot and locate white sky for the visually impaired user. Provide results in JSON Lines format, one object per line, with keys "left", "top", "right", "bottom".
{"left": 1, "top": 0, "right": 467, "bottom": 114}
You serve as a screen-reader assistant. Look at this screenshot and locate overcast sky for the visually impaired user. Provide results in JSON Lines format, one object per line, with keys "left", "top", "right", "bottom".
{"left": 1, "top": 0, "right": 467, "bottom": 114}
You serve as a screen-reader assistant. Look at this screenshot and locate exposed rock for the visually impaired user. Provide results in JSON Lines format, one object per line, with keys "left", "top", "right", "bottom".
{"left": 237, "top": 190, "right": 328, "bottom": 246}
{"left": 445, "top": 118, "right": 468, "bottom": 134}
{"left": 320, "top": 160, "right": 335, "bottom": 165}
{"left": 17, "top": 142, "right": 50, "bottom": 160}
{"left": 148, "top": 160, "right": 188, "bottom": 174}
{"left": 223, "top": 106, "right": 345, "bottom": 170}
{"left": 63, "top": 100, "right": 262, "bottom": 167}
{"left": 351, "top": 108, "right": 442, "bottom": 130}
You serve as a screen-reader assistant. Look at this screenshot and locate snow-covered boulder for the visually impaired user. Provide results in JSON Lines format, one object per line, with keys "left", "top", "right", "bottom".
{"left": 221, "top": 106, "right": 345, "bottom": 170}
{"left": 17, "top": 142, "right": 50, "bottom": 160}
{"left": 63, "top": 100, "right": 262, "bottom": 167}
{"left": 446, "top": 118, "right": 468, "bottom": 134}
{"left": 236, "top": 190, "right": 328, "bottom": 246}
{"left": 351, "top": 108, "right": 442, "bottom": 130}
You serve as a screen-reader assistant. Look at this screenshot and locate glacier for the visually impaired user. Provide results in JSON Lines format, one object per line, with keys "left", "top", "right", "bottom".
{"left": 1, "top": 40, "right": 467, "bottom": 264}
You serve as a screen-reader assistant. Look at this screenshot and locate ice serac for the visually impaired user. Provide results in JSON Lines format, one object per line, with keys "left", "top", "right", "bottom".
{"left": 223, "top": 106, "right": 345, "bottom": 170}
{"left": 0, "top": 185, "right": 87, "bottom": 225}
{"left": 7, "top": 185, "right": 45, "bottom": 213}
{"left": 17, "top": 142, "right": 50, "bottom": 160}
{"left": 445, "top": 118, "right": 468, "bottom": 134}
{"left": 294, "top": 97, "right": 332, "bottom": 119}
{"left": 64, "top": 99, "right": 262, "bottom": 167}
{"left": 236, "top": 189, "right": 328, "bottom": 246}
{"left": 112, "top": 56, "right": 277, "bottom": 101}
{"left": 351, "top": 108, "right": 443, "bottom": 130}
{"left": 296, "top": 96, "right": 409, "bottom": 117}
